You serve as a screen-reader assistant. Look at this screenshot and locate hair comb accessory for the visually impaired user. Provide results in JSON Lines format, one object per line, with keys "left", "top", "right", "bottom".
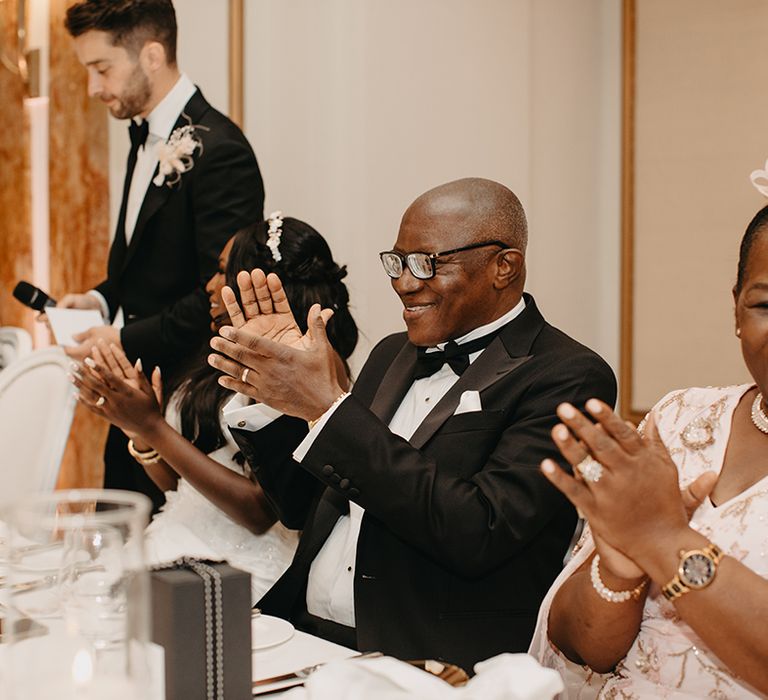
{"left": 266, "top": 211, "right": 284, "bottom": 262}
{"left": 750, "top": 160, "right": 768, "bottom": 197}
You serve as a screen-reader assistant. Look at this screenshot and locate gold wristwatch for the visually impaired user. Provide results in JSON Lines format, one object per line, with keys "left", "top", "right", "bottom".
{"left": 662, "top": 542, "right": 723, "bottom": 601}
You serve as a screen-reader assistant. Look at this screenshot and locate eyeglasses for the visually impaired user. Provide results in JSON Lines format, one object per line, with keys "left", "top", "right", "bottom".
{"left": 379, "top": 240, "right": 510, "bottom": 280}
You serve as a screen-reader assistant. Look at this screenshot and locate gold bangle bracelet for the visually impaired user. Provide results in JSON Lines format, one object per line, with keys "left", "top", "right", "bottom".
{"left": 307, "top": 391, "right": 350, "bottom": 431}
{"left": 127, "top": 438, "right": 161, "bottom": 465}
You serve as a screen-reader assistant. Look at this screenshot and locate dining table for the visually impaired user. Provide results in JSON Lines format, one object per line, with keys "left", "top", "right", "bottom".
{"left": 251, "top": 625, "right": 356, "bottom": 696}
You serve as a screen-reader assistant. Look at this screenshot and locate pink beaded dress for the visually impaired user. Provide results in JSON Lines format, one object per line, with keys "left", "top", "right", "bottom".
{"left": 530, "top": 384, "right": 768, "bottom": 699}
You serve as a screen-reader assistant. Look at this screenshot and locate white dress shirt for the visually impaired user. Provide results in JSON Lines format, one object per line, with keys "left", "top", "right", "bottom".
{"left": 89, "top": 74, "right": 197, "bottom": 325}
{"left": 302, "top": 298, "right": 526, "bottom": 627}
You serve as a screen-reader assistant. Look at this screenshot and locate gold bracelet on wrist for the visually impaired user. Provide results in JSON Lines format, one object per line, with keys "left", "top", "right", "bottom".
{"left": 127, "top": 438, "right": 161, "bottom": 465}
{"left": 590, "top": 554, "right": 649, "bottom": 603}
{"left": 307, "top": 391, "right": 350, "bottom": 431}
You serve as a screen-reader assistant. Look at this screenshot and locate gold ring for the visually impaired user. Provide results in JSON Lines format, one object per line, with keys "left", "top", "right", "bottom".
{"left": 241, "top": 368, "right": 250, "bottom": 383}
{"left": 575, "top": 455, "right": 603, "bottom": 483}
{"left": 95, "top": 396, "right": 106, "bottom": 408}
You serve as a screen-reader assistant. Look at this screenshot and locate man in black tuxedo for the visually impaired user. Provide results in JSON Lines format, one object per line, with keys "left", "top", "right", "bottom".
{"left": 60, "top": 0, "right": 264, "bottom": 510}
{"left": 210, "top": 178, "right": 616, "bottom": 670}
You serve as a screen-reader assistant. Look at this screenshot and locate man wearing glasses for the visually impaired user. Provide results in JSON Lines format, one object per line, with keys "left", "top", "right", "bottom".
{"left": 211, "top": 177, "right": 616, "bottom": 670}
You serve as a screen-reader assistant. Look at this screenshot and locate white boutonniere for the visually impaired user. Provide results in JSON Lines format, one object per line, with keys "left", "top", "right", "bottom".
{"left": 153, "top": 114, "right": 209, "bottom": 188}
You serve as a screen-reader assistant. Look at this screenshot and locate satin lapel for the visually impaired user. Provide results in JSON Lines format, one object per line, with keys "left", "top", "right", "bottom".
{"left": 367, "top": 340, "right": 418, "bottom": 424}
{"left": 120, "top": 178, "right": 172, "bottom": 271}
{"left": 408, "top": 337, "right": 530, "bottom": 449}
{"left": 120, "top": 90, "right": 210, "bottom": 273}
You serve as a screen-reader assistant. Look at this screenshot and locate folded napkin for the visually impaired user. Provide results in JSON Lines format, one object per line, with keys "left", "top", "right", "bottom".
{"left": 281, "top": 653, "right": 563, "bottom": 700}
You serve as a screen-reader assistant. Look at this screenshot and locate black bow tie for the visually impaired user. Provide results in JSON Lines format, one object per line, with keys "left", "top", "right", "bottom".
{"left": 128, "top": 119, "right": 149, "bottom": 151}
{"left": 413, "top": 330, "right": 499, "bottom": 380}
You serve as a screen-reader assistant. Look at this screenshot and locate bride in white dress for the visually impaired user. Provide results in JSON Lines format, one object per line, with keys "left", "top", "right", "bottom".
{"left": 73, "top": 214, "right": 359, "bottom": 603}
{"left": 142, "top": 389, "right": 297, "bottom": 602}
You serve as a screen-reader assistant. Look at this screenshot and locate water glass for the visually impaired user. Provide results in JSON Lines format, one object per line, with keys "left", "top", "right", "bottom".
{"left": 1, "top": 489, "right": 151, "bottom": 699}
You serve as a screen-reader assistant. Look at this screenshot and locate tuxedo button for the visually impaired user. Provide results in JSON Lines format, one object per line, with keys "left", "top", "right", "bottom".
{"left": 322, "top": 464, "right": 334, "bottom": 476}
{"left": 348, "top": 487, "right": 360, "bottom": 498}
{"left": 339, "top": 478, "right": 350, "bottom": 490}
{"left": 237, "top": 420, "right": 247, "bottom": 428}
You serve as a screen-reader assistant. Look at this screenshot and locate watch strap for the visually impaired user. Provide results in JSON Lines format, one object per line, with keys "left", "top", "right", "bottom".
{"left": 662, "top": 542, "right": 723, "bottom": 601}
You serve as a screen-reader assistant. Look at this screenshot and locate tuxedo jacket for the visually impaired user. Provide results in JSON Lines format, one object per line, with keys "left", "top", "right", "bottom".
{"left": 97, "top": 89, "right": 263, "bottom": 513}
{"left": 231, "top": 295, "right": 616, "bottom": 671}
{"left": 95, "top": 89, "right": 264, "bottom": 370}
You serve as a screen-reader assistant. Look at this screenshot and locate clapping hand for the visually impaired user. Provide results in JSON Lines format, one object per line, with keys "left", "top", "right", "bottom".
{"left": 542, "top": 399, "right": 718, "bottom": 573}
{"left": 221, "top": 269, "right": 333, "bottom": 350}
{"left": 70, "top": 340, "right": 163, "bottom": 440}
{"left": 208, "top": 270, "right": 342, "bottom": 421}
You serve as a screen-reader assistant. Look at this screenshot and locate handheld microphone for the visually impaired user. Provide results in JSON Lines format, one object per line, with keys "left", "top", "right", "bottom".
{"left": 12, "top": 281, "right": 57, "bottom": 311}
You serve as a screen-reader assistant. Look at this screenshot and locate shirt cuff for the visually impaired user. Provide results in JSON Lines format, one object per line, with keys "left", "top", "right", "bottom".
{"left": 292, "top": 393, "right": 351, "bottom": 462}
{"left": 222, "top": 393, "right": 284, "bottom": 431}
{"left": 87, "top": 290, "right": 111, "bottom": 322}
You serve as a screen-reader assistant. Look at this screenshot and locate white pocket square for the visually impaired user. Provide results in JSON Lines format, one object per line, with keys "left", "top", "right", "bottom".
{"left": 454, "top": 390, "right": 482, "bottom": 415}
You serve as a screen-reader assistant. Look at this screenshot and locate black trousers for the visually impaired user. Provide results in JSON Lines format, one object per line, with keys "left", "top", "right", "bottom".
{"left": 102, "top": 425, "right": 166, "bottom": 515}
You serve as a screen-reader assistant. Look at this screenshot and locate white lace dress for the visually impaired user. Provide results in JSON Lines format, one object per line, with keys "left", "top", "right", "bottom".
{"left": 143, "top": 394, "right": 298, "bottom": 603}
{"left": 530, "top": 384, "right": 768, "bottom": 699}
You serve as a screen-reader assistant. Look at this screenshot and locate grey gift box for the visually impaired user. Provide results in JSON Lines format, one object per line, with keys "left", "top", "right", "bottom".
{"left": 150, "top": 562, "right": 252, "bottom": 700}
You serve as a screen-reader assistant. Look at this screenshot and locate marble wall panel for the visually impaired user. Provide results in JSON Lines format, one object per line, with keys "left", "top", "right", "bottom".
{"left": 51, "top": 0, "right": 110, "bottom": 489}
{"left": 0, "top": 1, "right": 33, "bottom": 332}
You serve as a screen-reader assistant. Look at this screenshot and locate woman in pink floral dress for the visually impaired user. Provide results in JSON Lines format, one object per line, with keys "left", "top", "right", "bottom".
{"left": 530, "top": 206, "right": 768, "bottom": 698}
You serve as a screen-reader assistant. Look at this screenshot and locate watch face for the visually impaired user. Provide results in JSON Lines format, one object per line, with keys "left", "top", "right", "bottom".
{"left": 681, "top": 552, "right": 715, "bottom": 588}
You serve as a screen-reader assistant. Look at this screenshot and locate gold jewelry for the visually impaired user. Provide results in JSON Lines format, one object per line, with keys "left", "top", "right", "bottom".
{"left": 662, "top": 542, "right": 723, "bottom": 601}
{"left": 307, "top": 391, "right": 350, "bottom": 431}
{"left": 590, "top": 554, "right": 648, "bottom": 603}
{"left": 241, "top": 367, "right": 250, "bottom": 384}
{"left": 575, "top": 455, "right": 603, "bottom": 483}
{"left": 95, "top": 395, "right": 106, "bottom": 408}
{"left": 127, "top": 438, "right": 161, "bottom": 465}
{"left": 751, "top": 392, "right": 768, "bottom": 434}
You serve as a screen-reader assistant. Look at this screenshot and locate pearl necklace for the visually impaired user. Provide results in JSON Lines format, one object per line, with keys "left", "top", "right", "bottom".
{"left": 751, "top": 392, "right": 768, "bottom": 434}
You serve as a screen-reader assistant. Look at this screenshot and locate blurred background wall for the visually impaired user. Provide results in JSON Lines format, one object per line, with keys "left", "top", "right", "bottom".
{"left": 108, "top": 0, "right": 623, "bottom": 375}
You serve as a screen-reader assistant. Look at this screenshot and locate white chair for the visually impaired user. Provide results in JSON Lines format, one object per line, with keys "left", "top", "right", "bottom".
{"left": 0, "top": 326, "right": 33, "bottom": 370}
{"left": 0, "top": 347, "right": 76, "bottom": 506}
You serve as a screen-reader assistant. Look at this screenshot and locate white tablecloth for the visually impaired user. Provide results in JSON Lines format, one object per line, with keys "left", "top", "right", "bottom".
{"left": 252, "top": 629, "right": 355, "bottom": 696}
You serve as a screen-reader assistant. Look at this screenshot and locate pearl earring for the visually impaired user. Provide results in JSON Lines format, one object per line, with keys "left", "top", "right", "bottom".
{"left": 736, "top": 328, "right": 742, "bottom": 337}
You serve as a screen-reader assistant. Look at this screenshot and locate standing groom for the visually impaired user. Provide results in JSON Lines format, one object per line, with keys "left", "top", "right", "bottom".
{"left": 61, "top": 0, "right": 264, "bottom": 510}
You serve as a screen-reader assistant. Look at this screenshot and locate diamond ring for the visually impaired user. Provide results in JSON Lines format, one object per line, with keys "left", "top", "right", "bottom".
{"left": 575, "top": 455, "right": 603, "bottom": 483}
{"left": 95, "top": 396, "right": 106, "bottom": 408}
{"left": 241, "top": 368, "right": 250, "bottom": 383}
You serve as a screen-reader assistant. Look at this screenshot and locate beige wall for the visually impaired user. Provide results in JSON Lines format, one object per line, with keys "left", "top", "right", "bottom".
{"left": 631, "top": 0, "right": 765, "bottom": 408}
{"left": 110, "top": 0, "right": 622, "bottom": 376}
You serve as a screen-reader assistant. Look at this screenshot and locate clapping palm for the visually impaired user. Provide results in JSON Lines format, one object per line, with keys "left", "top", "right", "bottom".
{"left": 74, "top": 340, "right": 163, "bottom": 440}
{"left": 220, "top": 269, "right": 333, "bottom": 350}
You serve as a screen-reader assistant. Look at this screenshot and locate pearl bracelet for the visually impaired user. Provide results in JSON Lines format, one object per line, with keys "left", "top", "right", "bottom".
{"left": 307, "top": 391, "right": 350, "bottom": 431}
{"left": 590, "top": 554, "right": 649, "bottom": 603}
{"left": 127, "top": 438, "right": 161, "bottom": 465}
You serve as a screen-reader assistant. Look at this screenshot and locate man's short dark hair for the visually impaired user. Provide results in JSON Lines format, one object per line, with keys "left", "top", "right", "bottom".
{"left": 65, "top": 0, "right": 177, "bottom": 65}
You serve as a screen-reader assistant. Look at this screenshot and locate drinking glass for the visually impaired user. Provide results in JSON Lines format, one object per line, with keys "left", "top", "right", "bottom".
{"left": 1, "top": 489, "right": 151, "bottom": 699}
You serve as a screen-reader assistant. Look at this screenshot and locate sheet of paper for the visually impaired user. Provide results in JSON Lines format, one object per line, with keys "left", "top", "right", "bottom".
{"left": 46, "top": 308, "right": 104, "bottom": 347}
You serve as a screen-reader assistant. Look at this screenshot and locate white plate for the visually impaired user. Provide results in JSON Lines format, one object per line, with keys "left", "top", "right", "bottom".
{"left": 252, "top": 614, "right": 295, "bottom": 650}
